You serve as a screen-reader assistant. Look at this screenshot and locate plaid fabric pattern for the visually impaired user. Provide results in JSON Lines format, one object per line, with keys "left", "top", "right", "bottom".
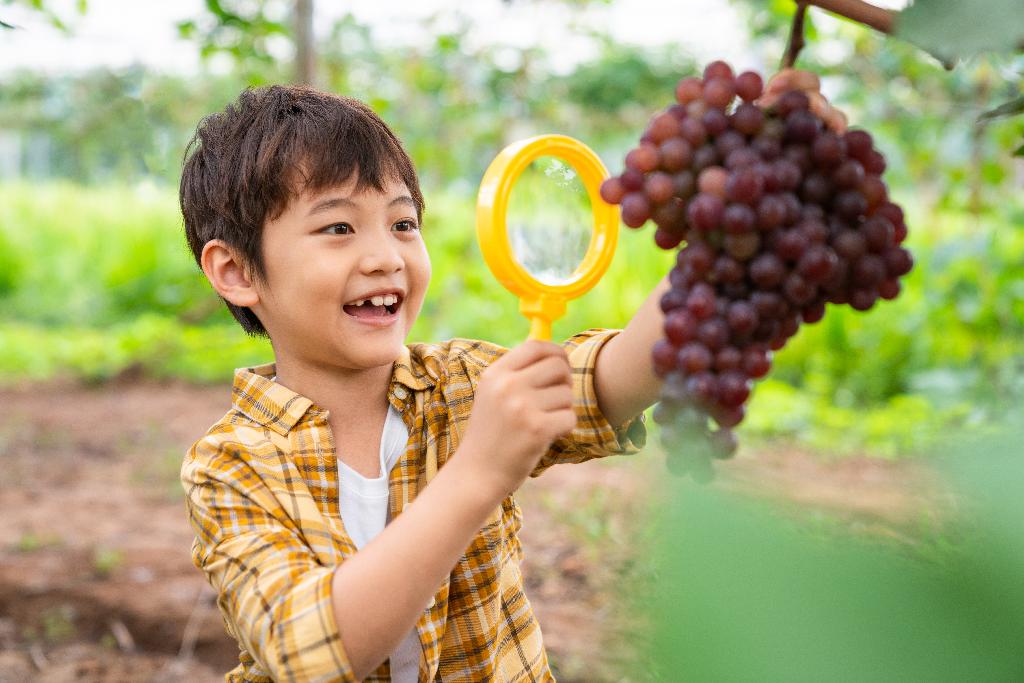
{"left": 182, "top": 328, "right": 647, "bottom": 682}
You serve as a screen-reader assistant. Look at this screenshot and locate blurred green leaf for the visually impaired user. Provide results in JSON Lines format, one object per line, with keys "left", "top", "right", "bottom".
{"left": 978, "top": 95, "right": 1024, "bottom": 123}
{"left": 896, "top": 0, "right": 1024, "bottom": 58}
{"left": 646, "top": 426, "right": 1024, "bottom": 681}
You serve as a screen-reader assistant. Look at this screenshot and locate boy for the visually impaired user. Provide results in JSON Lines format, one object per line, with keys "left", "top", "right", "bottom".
{"left": 181, "top": 73, "right": 835, "bottom": 682}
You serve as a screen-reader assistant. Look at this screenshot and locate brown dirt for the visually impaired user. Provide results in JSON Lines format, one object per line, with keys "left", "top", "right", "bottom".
{"left": 0, "top": 381, "right": 941, "bottom": 682}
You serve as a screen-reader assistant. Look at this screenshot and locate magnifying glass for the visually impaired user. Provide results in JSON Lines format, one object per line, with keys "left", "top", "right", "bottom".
{"left": 476, "top": 134, "right": 620, "bottom": 341}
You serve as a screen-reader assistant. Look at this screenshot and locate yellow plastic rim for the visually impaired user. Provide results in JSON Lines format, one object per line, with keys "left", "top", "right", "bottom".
{"left": 476, "top": 134, "right": 620, "bottom": 340}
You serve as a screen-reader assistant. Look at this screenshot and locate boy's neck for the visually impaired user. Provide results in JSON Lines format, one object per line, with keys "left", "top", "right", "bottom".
{"left": 272, "top": 354, "right": 392, "bottom": 418}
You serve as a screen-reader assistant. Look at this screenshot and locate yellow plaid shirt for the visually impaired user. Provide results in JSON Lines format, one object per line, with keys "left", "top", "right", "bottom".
{"left": 181, "top": 328, "right": 647, "bottom": 682}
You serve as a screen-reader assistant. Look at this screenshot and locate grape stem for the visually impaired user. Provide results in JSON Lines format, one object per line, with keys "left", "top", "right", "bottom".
{"left": 782, "top": 2, "right": 808, "bottom": 69}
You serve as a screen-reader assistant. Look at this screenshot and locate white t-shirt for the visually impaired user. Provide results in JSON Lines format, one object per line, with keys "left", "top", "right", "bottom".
{"left": 337, "top": 404, "right": 420, "bottom": 683}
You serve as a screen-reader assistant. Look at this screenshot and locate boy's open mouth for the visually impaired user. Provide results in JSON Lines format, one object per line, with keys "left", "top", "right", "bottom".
{"left": 343, "top": 292, "right": 402, "bottom": 319}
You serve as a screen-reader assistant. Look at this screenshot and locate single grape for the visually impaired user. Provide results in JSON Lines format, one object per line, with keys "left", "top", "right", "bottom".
{"left": 722, "top": 202, "right": 756, "bottom": 234}
{"left": 710, "top": 428, "right": 738, "bottom": 459}
{"left": 600, "top": 176, "right": 626, "bottom": 204}
{"left": 712, "top": 254, "right": 745, "bottom": 284}
{"left": 675, "top": 77, "right": 704, "bottom": 105}
{"left": 660, "top": 137, "right": 693, "bottom": 171}
{"left": 654, "top": 227, "right": 684, "bottom": 250}
{"left": 732, "top": 103, "right": 764, "bottom": 135}
{"left": 735, "top": 71, "right": 764, "bottom": 101}
{"left": 686, "top": 372, "right": 720, "bottom": 406}
{"left": 724, "top": 232, "right": 761, "bottom": 261}
{"left": 811, "top": 132, "right": 844, "bottom": 167}
{"left": 673, "top": 170, "right": 697, "bottom": 198}
{"left": 784, "top": 110, "right": 820, "bottom": 144}
{"left": 687, "top": 193, "right": 725, "bottom": 231}
{"left": 834, "top": 190, "right": 868, "bottom": 220}
{"left": 883, "top": 247, "right": 914, "bottom": 277}
{"left": 776, "top": 90, "right": 810, "bottom": 116}
{"left": 660, "top": 287, "right": 688, "bottom": 313}
{"left": 680, "top": 118, "right": 708, "bottom": 147}
{"left": 718, "top": 371, "right": 751, "bottom": 408}
{"left": 625, "top": 143, "right": 660, "bottom": 173}
{"left": 775, "top": 227, "right": 809, "bottom": 262}
{"left": 701, "top": 108, "right": 730, "bottom": 136}
{"left": 878, "top": 278, "right": 901, "bottom": 300}
{"left": 833, "top": 160, "right": 865, "bottom": 189}
{"left": 691, "top": 145, "right": 720, "bottom": 172}
{"left": 677, "top": 342, "right": 713, "bottom": 373}
{"left": 703, "top": 60, "right": 734, "bottom": 81}
{"left": 797, "top": 245, "right": 839, "bottom": 283}
{"left": 704, "top": 77, "right": 737, "bottom": 109}
{"left": 849, "top": 288, "right": 878, "bottom": 311}
{"left": 652, "top": 339, "right": 679, "bottom": 376}
{"left": 645, "top": 172, "right": 676, "bottom": 204}
{"left": 852, "top": 255, "right": 886, "bottom": 287}
{"left": 697, "top": 166, "right": 729, "bottom": 198}
{"left": 802, "top": 300, "right": 827, "bottom": 324}
{"left": 714, "top": 130, "right": 747, "bottom": 160}
{"left": 620, "top": 169, "right": 644, "bottom": 192}
{"left": 742, "top": 347, "right": 772, "bottom": 378}
{"left": 714, "top": 346, "right": 743, "bottom": 371}
{"left": 750, "top": 253, "right": 786, "bottom": 289}
{"left": 832, "top": 229, "right": 867, "bottom": 261}
{"left": 726, "top": 300, "right": 759, "bottom": 336}
{"left": 726, "top": 167, "right": 765, "bottom": 205}
{"left": 756, "top": 194, "right": 787, "bottom": 231}
{"left": 783, "top": 272, "right": 817, "bottom": 306}
{"left": 665, "top": 308, "right": 699, "bottom": 345}
{"left": 686, "top": 282, "right": 717, "bottom": 319}
{"left": 725, "top": 148, "right": 761, "bottom": 170}
{"left": 844, "top": 129, "right": 873, "bottom": 163}
{"left": 862, "top": 216, "right": 895, "bottom": 253}
{"left": 697, "top": 318, "right": 730, "bottom": 351}
{"left": 652, "top": 199, "right": 686, "bottom": 228}
{"left": 620, "top": 192, "right": 652, "bottom": 228}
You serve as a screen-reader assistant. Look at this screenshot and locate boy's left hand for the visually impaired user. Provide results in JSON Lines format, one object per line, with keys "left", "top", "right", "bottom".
{"left": 759, "top": 68, "right": 848, "bottom": 134}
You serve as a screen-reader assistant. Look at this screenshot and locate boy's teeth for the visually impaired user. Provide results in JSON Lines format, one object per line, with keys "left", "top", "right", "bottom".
{"left": 370, "top": 295, "right": 385, "bottom": 306}
{"left": 384, "top": 294, "right": 398, "bottom": 305}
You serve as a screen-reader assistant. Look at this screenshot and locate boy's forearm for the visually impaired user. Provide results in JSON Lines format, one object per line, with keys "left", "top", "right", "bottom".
{"left": 594, "top": 275, "right": 670, "bottom": 427}
{"left": 331, "top": 452, "right": 503, "bottom": 679}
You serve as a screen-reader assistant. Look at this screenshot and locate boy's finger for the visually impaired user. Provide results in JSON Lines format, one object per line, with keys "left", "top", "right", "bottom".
{"left": 532, "top": 385, "right": 575, "bottom": 413}
{"left": 764, "top": 68, "right": 820, "bottom": 96}
{"left": 503, "top": 339, "right": 566, "bottom": 371}
{"left": 523, "top": 355, "right": 572, "bottom": 389}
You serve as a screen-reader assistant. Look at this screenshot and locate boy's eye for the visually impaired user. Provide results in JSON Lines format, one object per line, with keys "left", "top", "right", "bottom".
{"left": 394, "top": 220, "right": 419, "bottom": 232}
{"left": 322, "top": 223, "right": 352, "bottom": 235}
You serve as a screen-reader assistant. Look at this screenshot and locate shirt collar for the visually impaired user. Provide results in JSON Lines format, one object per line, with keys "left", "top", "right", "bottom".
{"left": 231, "top": 346, "right": 435, "bottom": 436}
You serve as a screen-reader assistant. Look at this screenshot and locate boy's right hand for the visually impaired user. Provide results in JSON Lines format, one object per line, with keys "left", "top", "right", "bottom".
{"left": 458, "top": 340, "right": 577, "bottom": 497}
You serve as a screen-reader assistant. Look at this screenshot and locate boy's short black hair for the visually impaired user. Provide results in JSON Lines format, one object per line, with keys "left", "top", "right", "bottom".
{"left": 179, "top": 84, "right": 425, "bottom": 337}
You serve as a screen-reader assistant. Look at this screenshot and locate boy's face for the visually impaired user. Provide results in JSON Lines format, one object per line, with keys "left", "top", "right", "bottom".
{"left": 251, "top": 174, "right": 430, "bottom": 376}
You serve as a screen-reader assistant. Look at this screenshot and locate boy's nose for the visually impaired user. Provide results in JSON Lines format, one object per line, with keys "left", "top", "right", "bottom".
{"left": 359, "top": 243, "right": 404, "bottom": 275}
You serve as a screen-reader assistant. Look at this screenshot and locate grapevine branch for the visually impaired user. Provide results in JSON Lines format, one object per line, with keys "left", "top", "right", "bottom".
{"left": 783, "top": 0, "right": 896, "bottom": 69}
{"left": 799, "top": 0, "right": 895, "bottom": 35}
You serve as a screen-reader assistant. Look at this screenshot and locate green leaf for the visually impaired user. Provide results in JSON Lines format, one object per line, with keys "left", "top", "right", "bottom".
{"left": 978, "top": 96, "right": 1024, "bottom": 123}
{"left": 0, "top": 18, "right": 14, "bottom": 29}
{"left": 1015, "top": 143, "right": 1024, "bottom": 157}
{"left": 896, "top": 0, "right": 1024, "bottom": 58}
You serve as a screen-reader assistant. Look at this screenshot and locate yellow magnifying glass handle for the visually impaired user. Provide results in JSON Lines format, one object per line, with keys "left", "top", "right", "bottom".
{"left": 476, "top": 134, "right": 620, "bottom": 341}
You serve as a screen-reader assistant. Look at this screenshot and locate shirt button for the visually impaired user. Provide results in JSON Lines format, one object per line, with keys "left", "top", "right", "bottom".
{"left": 427, "top": 596, "right": 436, "bottom": 609}
{"left": 394, "top": 386, "right": 408, "bottom": 400}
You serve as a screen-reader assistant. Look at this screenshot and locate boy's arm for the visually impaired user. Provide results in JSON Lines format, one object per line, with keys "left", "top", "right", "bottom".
{"left": 593, "top": 275, "right": 670, "bottom": 428}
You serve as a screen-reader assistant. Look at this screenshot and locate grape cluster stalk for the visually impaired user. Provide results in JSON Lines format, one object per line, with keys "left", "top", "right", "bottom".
{"left": 600, "top": 61, "right": 913, "bottom": 481}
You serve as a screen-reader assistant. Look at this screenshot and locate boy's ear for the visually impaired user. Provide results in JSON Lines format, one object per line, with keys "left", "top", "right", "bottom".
{"left": 200, "top": 240, "right": 261, "bottom": 308}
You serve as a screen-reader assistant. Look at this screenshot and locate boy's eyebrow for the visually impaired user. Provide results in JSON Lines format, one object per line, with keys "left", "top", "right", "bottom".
{"left": 307, "top": 195, "right": 416, "bottom": 217}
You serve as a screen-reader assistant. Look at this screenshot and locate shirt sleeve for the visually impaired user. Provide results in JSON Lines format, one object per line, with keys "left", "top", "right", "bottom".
{"left": 530, "top": 327, "right": 648, "bottom": 477}
{"left": 182, "top": 438, "right": 355, "bottom": 682}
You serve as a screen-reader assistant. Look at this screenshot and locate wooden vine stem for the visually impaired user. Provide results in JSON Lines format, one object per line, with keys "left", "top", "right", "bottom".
{"left": 783, "top": 0, "right": 897, "bottom": 68}
{"left": 799, "top": 0, "right": 896, "bottom": 35}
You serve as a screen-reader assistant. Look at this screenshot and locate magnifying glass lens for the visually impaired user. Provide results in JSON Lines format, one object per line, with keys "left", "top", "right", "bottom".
{"left": 507, "top": 156, "right": 593, "bottom": 286}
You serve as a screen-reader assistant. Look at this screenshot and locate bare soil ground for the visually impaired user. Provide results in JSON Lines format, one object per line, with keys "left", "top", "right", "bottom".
{"left": 0, "top": 381, "right": 941, "bottom": 682}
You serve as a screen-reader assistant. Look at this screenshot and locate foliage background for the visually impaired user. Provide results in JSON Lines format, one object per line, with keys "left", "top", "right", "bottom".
{"left": 1, "top": 0, "right": 1022, "bottom": 458}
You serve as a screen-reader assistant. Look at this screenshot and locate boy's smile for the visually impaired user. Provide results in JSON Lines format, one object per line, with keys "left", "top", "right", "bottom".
{"left": 250, "top": 174, "right": 430, "bottom": 374}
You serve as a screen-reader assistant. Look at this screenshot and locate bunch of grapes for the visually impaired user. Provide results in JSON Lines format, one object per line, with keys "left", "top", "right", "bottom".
{"left": 600, "top": 61, "right": 913, "bottom": 481}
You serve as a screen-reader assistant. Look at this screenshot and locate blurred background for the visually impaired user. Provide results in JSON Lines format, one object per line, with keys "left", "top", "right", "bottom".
{"left": 0, "top": 0, "right": 1021, "bottom": 681}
